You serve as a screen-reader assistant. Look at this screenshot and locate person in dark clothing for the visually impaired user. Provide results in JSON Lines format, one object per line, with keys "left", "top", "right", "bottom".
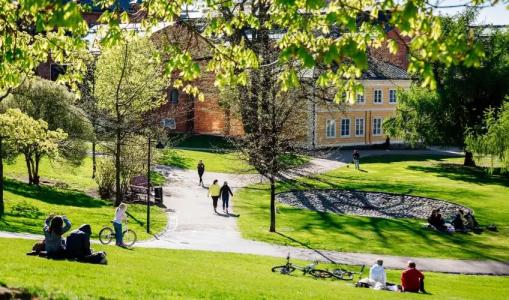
{"left": 465, "top": 211, "right": 481, "bottom": 232}
{"left": 66, "top": 224, "right": 107, "bottom": 264}
{"left": 220, "top": 181, "right": 233, "bottom": 214}
{"left": 427, "top": 209, "right": 446, "bottom": 231}
{"left": 352, "top": 150, "right": 360, "bottom": 170}
{"left": 197, "top": 160, "right": 205, "bottom": 186}
{"left": 44, "top": 214, "right": 71, "bottom": 259}
{"left": 452, "top": 209, "right": 467, "bottom": 232}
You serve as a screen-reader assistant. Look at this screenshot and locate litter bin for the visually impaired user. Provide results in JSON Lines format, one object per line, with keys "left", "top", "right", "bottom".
{"left": 154, "top": 186, "right": 163, "bottom": 204}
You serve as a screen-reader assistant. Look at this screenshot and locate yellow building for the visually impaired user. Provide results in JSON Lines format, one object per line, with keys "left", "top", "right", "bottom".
{"left": 308, "top": 59, "right": 411, "bottom": 148}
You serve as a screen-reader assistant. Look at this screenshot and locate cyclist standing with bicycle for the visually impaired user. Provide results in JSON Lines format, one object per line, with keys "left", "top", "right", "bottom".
{"left": 113, "top": 203, "right": 128, "bottom": 247}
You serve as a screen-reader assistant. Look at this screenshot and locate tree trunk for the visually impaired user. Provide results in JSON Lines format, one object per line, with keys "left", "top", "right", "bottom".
{"left": 92, "top": 141, "right": 97, "bottom": 179}
{"left": 33, "top": 154, "right": 41, "bottom": 185}
{"left": 464, "top": 151, "right": 476, "bottom": 167}
{"left": 115, "top": 130, "right": 122, "bottom": 206}
{"left": 269, "top": 177, "right": 276, "bottom": 232}
{"left": 25, "top": 156, "right": 33, "bottom": 184}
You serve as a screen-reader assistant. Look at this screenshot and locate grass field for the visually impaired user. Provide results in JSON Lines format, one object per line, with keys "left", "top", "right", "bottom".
{"left": 0, "top": 238, "right": 507, "bottom": 300}
{"left": 4, "top": 156, "right": 97, "bottom": 192}
{"left": 2, "top": 156, "right": 167, "bottom": 240}
{"left": 159, "top": 149, "right": 309, "bottom": 173}
{"left": 236, "top": 155, "right": 509, "bottom": 261}
{"left": 0, "top": 179, "right": 167, "bottom": 240}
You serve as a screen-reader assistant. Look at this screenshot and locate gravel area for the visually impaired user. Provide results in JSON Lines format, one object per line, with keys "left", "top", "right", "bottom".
{"left": 276, "top": 190, "right": 471, "bottom": 219}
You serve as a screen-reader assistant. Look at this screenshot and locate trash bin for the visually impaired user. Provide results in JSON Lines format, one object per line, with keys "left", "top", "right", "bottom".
{"left": 154, "top": 186, "right": 163, "bottom": 204}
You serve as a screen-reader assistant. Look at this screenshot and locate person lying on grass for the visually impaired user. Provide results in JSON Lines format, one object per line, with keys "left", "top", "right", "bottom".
{"left": 44, "top": 214, "right": 72, "bottom": 259}
{"left": 66, "top": 224, "right": 107, "bottom": 265}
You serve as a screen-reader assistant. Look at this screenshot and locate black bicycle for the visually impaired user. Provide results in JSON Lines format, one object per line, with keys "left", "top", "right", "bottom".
{"left": 272, "top": 254, "right": 333, "bottom": 278}
{"left": 329, "top": 264, "right": 365, "bottom": 281}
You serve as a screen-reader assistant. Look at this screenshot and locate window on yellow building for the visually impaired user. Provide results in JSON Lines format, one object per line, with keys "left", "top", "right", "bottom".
{"left": 326, "top": 120, "right": 336, "bottom": 138}
{"left": 374, "top": 89, "right": 382, "bottom": 103}
{"left": 389, "top": 89, "right": 397, "bottom": 103}
{"left": 355, "top": 118, "right": 364, "bottom": 136}
{"left": 341, "top": 119, "right": 350, "bottom": 137}
{"left": 356, "top": 94, "right": 364, "bottom": 104}
{"left": 373, "top": 118, "right": 383, "bottom": 135}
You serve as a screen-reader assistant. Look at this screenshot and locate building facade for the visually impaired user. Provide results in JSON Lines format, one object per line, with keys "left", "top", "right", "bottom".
{"left": 309, "top": 59, "right": 411, "bottom": 148}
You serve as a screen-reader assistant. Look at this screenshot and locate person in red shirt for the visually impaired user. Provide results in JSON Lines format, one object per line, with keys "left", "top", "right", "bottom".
{"left": 401, "top": 261, "right": 426, "bottom": 293}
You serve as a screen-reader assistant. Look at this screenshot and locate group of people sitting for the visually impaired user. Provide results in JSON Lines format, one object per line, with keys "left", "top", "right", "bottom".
{"left": 358, "top": 259, "right": 426, "bottom": 293}
{"left": 27, "top": 214, "right": 107, "bottom": 265}
{"left": 427, "top": 208, "right": 481, "bottom": 233}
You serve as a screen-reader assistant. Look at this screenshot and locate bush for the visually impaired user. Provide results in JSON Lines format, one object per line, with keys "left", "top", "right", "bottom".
{"left": 96, "top": 159, "right": 115, "bottom": 199}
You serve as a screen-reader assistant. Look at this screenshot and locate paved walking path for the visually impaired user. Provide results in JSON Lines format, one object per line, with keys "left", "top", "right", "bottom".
{"left": 2, "top": 150, "right": 508, "bottom": 275}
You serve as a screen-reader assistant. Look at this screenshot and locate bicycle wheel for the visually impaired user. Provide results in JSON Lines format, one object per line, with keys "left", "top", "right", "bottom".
{"left": 310, "top": 269, "right": 333, "bottom": 279}
{"left": 332, "top": 269, "right": 354, "bottom": 280}
{"left": 99, "top": 227, "right": 114, "bottom": 245}
{"left": 123, "top": 229, "right": 137, "bottom": 247}
{"left": 272, "top": 265, "right": 296, "bottom": 275}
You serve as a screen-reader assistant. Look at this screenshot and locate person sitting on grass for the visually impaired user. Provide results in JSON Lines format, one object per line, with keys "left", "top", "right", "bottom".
{"left": 427, "top": 209, "right": 446, "bottom": 231}
{"left": 66, "top": 224, "right": 107, "bottom": 265}
{"left": 113, "top": 203, "right": 128, "bottom": 247}
{"left": 44, "top": 214, "right": 72, "bottom": 259}
{"left": 369, "top": 259, "right": 387, "bottom": 289}
{"left": 452, "top": 209, "right": 467, "bottom": 233}
{"left": 401, "top": 261, "right": 426, "bottom": 293}
{"left": 465, "top": 211, "right": 482, "bottom": 232}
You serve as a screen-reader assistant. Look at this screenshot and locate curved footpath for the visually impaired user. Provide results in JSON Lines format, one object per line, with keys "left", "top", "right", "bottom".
{"left": 1, "top": 149, "right": 508, "bottom": 275}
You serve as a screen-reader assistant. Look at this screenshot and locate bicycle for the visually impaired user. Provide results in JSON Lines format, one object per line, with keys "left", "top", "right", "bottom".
{"left": 271, "top": 254, "right": 333, "bottom": 278}
{"left": 99, "top": 221, "right": 137, "bottom": 247}
{"left": 329, "top": 264, "right": 365, "bottom": 281}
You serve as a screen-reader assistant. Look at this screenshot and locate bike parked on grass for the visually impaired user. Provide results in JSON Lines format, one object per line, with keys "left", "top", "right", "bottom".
{"left": 271, "top": 253, "right": 333, "bottom": 278}
{"left": 99, "top": 221, "right": 137, "bottom": 247}
{"left": 329, "top": 264, "right": 365, "bottom": 281}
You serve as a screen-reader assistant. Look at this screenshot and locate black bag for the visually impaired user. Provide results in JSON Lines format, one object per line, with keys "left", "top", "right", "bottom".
{"left": 81, "top": 251, "right": 107, "bottom": 265}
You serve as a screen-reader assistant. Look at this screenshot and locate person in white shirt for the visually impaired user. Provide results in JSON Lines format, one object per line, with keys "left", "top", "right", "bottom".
{"left": 113, "top": 203, "right": 127, "bottom": 247}
{"left": 369, "top": 258, "right": 387, "bottom": 288}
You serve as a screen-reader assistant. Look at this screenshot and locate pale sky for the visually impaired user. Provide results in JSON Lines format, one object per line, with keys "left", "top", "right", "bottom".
{"left": 433, "top": 1, "right": 509, "bottom": 25}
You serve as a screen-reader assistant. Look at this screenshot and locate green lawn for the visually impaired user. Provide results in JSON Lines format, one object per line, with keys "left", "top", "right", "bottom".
{"left": 0, "top": 238, "right": 507, "bottom": 300}
{"left": 2, "top": 156, "right": 167, "bottom": 240}
{"left": 236, "top": 155, "right": 509, "bottom": 261}
{"left": 159, "top": 149, "right": 310, "bottom": 173}
{"left": 4, "top": 156, "right": 97, "bottom": 192}
{"left": 0, "top": 179, "right": 167, "bottom": 240}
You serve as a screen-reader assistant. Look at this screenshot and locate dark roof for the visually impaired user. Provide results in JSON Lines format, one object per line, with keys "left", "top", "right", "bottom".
{"left": 362, "top": 58, "right": 409, "bottom": 80}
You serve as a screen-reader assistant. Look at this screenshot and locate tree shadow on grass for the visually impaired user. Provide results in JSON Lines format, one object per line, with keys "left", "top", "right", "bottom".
{"left": 4, "top": 178, "right": 107, "bottom": 208}
{"left": 407, "top": 163, "right": 509, "bottom": 187}
{"left": 159, "top": 150, "right": 192, "bottom": 169}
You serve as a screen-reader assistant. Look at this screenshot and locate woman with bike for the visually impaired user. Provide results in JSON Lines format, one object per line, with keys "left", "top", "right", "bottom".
{"left": 113, "top": 203, "right": 128, "bottom": 247}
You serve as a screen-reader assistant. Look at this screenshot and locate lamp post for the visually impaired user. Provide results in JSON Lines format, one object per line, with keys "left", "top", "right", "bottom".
{"left": 146, "top": 136, "right": 166, "bottom": 233}
{"left": 146, "top": 136, "right": 151, "bottom": 233}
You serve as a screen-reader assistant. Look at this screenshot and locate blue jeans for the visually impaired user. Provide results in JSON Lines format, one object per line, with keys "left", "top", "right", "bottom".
{"left": 113, "top": 222, "right": 123, "bottom": 245}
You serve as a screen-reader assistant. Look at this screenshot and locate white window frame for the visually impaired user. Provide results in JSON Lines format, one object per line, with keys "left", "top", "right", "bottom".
{"left": 340, "top": 118, "right": 350, "bottom": 137}
{"left": 374, "top": 89, "right": 383, "bottom": 104}
{"left": 161, "top": 118, "right": 176, "bottom": 129}
{"left": 389, "top": 89, "right": 397, "bottom": 103}
{"left": 325, "top": 119, "right": 336, "bottom": 138}
{"left": 355, "top": 118, "right": 365, "bottom": 137}
{"left": 373, "top": 117, "right": 383, "bottom": 136}
{"left": 356, "top": 94, "right": 365, "bottom": 104}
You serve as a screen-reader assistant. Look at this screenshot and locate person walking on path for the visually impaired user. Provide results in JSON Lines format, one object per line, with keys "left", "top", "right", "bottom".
{"left": 401, "top": 261, "right": 426, "bottom": 293}
{"left": 220, "top": 181, "right": 233, "bottom": 214}
{"left": 353, "top": 150, "right": 360, "bottom": 170}
{"left": 113, "top": 203, "right": 128, "bottom": 247}
{"left": 197, "top": 160, "right": 205, "bottom": 186}
{"left": 208, "top": 179, "right": 221, "bottom": 213}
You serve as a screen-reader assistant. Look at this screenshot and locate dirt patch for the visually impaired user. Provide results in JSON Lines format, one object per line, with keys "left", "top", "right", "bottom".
{"left": 0, "top": 286, "right": 36, "bottom": 300}
{"left": 276, "top": 190, "right": 471, "bottom": 219}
